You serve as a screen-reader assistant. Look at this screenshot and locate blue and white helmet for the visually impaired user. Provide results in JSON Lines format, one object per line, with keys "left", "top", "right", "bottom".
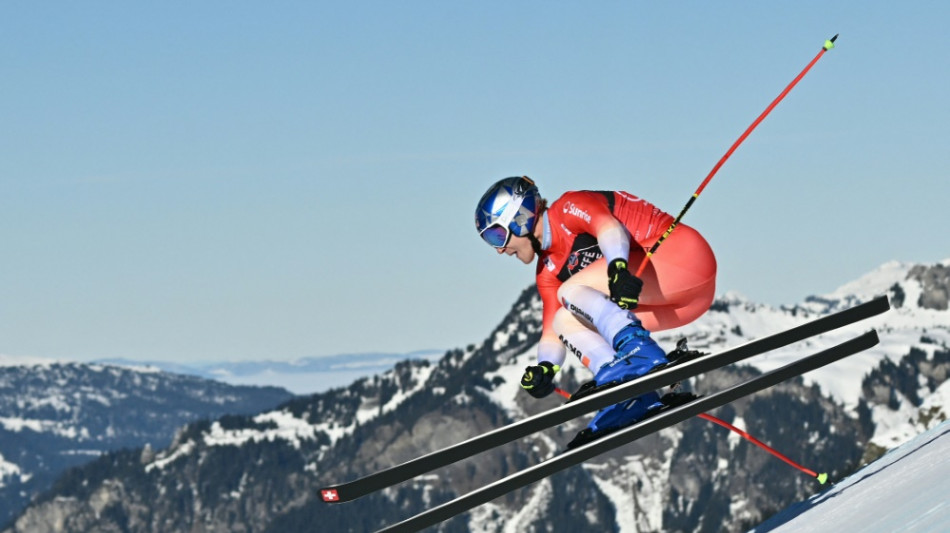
{"left": 475, "top": 176, "right": 542, "bottom": 248}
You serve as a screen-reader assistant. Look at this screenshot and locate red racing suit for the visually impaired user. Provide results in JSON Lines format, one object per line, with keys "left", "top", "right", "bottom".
{"left": 535, "top": 190, "right": 717, "bottom": 365}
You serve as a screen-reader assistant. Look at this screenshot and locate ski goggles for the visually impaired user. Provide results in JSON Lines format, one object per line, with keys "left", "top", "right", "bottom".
{"left": 478, "top": 197, "right": 523, "bottom": 248}
{"left": 479, "top": 223, "right": 513, "bottom": 248}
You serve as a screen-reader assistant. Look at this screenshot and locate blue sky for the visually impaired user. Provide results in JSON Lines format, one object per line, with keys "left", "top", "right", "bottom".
{"left": 1, "top": 2, "right": 947, "bottom": 363}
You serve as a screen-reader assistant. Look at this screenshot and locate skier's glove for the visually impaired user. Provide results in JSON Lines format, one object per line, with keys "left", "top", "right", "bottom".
{"left": 608, "top": 258, "right": 643, "bottom": 310}
{"left": 520, "top": 361, "right": 560, "bottom": 399}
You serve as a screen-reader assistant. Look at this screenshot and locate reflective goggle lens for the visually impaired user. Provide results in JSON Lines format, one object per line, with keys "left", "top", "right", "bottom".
{"left": 480, "top": 224, "right": 511, "bottom": 248}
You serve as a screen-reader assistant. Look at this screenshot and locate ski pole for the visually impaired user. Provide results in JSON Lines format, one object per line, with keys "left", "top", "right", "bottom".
{"left": 696, "top": 412, "right": 829, "bottom": 484}
{"left": 634, "top": 35, "right": 838, "bottom": 277}
{"left": 553, "top": 387, "right": 828, "bottom": 484}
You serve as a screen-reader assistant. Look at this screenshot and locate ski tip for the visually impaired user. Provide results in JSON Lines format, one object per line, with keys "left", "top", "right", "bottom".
{"left": 816, "top": 472, "right": 829, "bottom": 485}
{"left": 824, "top": 34, "right": 838, "bottom": 51}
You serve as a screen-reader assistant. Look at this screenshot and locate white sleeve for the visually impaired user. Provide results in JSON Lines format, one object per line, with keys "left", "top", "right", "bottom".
{"left": 597, "top": 223, "right": 631, "bottom": 264}
{"left": 537, "top": 338, "right": 567, "bottom": 368}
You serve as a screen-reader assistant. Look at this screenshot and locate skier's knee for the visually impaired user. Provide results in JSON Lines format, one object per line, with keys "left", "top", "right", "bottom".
{"left": 553, "top": 306, "right": 590, "bottom": 332}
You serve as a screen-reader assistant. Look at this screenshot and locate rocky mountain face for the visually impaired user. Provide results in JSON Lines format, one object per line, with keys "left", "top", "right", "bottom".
{"left": 0, "top": 362, "right": 293, "bottom": 527}
{"left": 4, "top": 260, "right": 949, "bottom": 533}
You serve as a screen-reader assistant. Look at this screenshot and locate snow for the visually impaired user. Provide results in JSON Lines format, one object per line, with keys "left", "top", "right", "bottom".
{"left": 204, "top": 411, "right": 318, "bottom": 449}
{"left": 24, "top": 394, "right": 73, "bottom": 412}
{"left": 480, "top": 343, "right": 539, "bottom": 419}
{"left": 501, "top": 478, "right": 554, "bottom": 532}
{"left": 143, "top": 355, "right": 444, "bottom": 473}
{"left": 145, "top": 441, "right": 195, "bottom": 473}
{"left": 823, "top": 260, "right": 912, "bottom": 304}
{"left": 355, "top": 363, "right": 437, "bottom": 426}
{"left": 751, "top": 419, "right": 950, "bottom": 532}
{"left": 585, "top": 427, "right": 683, "bottom": 532}
{"left": 0, "top": 452, "right": 23, "bottom": 488}
{"left": 727, "top": 417, "right": 745, "bottom": 449}
{"left": 0, "top": 416, "right": 83, "bottom": 439}
{"left": 870, "top": 378, "right": 950, "bottom": 449}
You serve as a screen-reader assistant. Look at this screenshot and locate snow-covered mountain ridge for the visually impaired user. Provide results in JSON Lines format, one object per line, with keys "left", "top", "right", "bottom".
{"left": 0, "top": 361, "right": 293, "bottom": 527}
{"left": 4, "top": 259, "right": 949, "bottom": 533}
{"left": 650, "top": 260, "right": 950, "bottom": 450}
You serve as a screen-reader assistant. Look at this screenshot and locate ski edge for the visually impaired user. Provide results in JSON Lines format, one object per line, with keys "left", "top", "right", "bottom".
{"left": 320, "top": 295, "right": 889, "bottom": 504}
{"left": 376, "top": 329, "right": 881, "bottom": 533}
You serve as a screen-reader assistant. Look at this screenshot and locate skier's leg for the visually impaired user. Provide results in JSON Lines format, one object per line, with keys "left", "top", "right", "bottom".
{"left": 552, "top": 307, "right": 617, "bottom": 373}
{"left": 556, "top": 283, "right": 638, "bottom": 353}
{"left": 631, "top": 223, "right": 717, "bottom": 331}
{"left": 563, "top": 223, "right": 716, "bottom": 331}
{"left": 557, "top": 269, "right": 673, "bottom": 446}
{"left": 561, "top": 224, "right": 716, "bottom": 445}
{"left": 556, "top": 283, "right": 668, "bottom": 382}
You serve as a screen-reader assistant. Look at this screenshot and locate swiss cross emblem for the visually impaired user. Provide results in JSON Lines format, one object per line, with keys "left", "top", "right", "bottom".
{"left": 321, "top": 489, "right": 340, "bottom": 502}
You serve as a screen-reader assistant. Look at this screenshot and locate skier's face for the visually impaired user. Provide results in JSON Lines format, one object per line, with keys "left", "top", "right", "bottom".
{"left": 497, "top": 234, "right": 535, "bottom": 264}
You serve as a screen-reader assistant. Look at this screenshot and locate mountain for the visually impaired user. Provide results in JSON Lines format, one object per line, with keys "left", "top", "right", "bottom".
{"left": 4, "top": 259, "right": 949, "bottom": 533}
{"left": 95, "top": 350, "right": 445, "bottom": 395}
{"left": 0, "top": 360, "right": 294, "bottom": 527}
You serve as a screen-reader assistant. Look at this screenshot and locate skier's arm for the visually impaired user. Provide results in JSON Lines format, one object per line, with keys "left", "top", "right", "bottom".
{"left": 562, "top": 192, "right": 642, "bottom": 309}
{"left": 536, "top": 281, "right": 567, "bottom": 367}
{"left": 558, "top": 191, "right": 631, "bottom": 264}
{"left": 520, "top": 279, "right": 566, "bottom": 399}
{"left": 593, "top": 219, "right": 630, "bottom": 265}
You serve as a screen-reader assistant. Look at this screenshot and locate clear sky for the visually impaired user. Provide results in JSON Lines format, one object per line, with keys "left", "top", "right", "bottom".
{"left": 1, "top": 2, "right": 947, "bottom": 363}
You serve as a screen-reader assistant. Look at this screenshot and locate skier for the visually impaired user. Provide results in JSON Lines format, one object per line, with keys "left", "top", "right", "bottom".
{"left": 475, "top": 176, "right": 717, "bottom": 444}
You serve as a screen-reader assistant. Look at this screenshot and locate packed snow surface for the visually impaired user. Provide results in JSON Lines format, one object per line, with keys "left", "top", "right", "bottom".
{"left": 751, "top": 420, "right": 950, "bottom": 533}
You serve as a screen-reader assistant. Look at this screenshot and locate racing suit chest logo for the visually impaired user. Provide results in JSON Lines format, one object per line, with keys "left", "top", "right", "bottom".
{"left": 563, "top": 202, "right": 591, "bottom": 223}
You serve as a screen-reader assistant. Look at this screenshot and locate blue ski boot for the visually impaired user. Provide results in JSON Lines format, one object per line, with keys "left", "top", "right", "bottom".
{"left": 593, "top": 319, "right": 669, "bottom": 388}
{"left": 567, "top": 319, "right": 670, "bottom": 401}
{"left": 567, "top": 319, "right": 670, "bottom": 448}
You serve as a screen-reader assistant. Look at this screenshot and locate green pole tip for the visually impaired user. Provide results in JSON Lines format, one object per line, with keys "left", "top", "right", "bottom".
{"left": 824, "top": 34, "right": 839, "bottom": 51}
{"left": 817, "top": 472, "right": 829, "bottom": 484}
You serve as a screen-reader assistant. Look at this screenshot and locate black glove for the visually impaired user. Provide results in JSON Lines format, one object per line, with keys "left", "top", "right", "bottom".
{"left": 608, "top": 258, "right": 643, "bottom": 310}
{"left": 520, "top": 361, "right": 560, "bottom": 399}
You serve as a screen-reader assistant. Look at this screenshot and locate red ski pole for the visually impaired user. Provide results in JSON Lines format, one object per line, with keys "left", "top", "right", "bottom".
{"left": 696, "top": 413, "right": 829, "bottom": 484}
{"left": 635, "top": 35, "right": 838, "bottom": 277}
{"left": 553, "top": 387, "right": 828, "bottom": 484}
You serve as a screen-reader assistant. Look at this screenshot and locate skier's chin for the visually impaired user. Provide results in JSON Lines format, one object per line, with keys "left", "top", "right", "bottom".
{"left": 517, "top": 250, "right": 535, "bottom": 264}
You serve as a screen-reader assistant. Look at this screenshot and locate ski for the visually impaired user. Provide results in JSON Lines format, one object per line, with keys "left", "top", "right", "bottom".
{"left": 376, "top": 329, "right": 881, "bottom": 533}
{"left": 319, "top": 296, "right": 888, "bottom": 504}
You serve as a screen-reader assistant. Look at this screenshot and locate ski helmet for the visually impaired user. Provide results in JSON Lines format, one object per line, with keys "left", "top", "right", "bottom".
{"left": 475, "top": 176, "right": 542, "bottom": 248}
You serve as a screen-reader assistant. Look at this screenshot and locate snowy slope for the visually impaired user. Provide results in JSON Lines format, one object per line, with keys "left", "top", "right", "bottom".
{"left": 751, "top": 419, "right": 950, "bottom": 533}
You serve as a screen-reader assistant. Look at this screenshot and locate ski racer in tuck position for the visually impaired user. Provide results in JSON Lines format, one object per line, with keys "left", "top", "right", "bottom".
{"left": 475, "top": 176, "right": 718, "bottom": 444}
